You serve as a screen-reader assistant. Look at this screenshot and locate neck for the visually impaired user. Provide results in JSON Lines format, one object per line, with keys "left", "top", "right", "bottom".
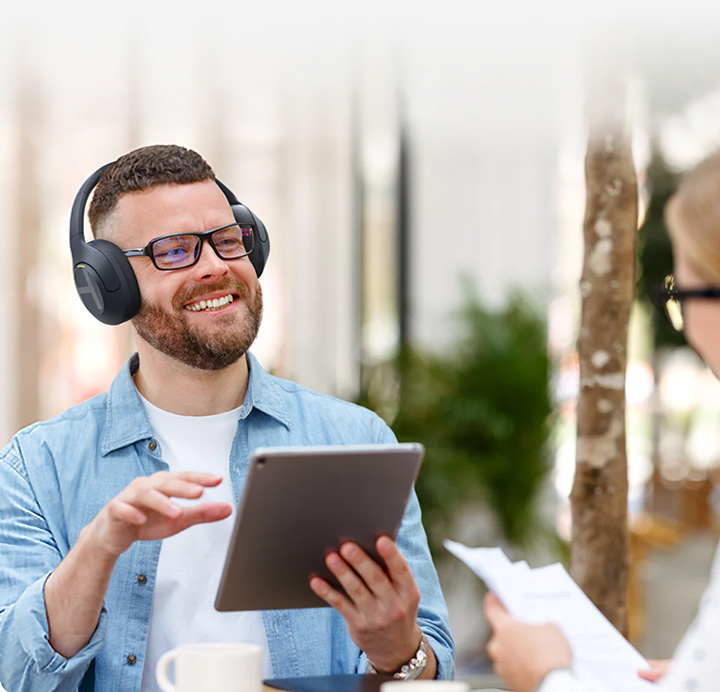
{"left": 133, "top": 340, "right": 250, "bottom": 416}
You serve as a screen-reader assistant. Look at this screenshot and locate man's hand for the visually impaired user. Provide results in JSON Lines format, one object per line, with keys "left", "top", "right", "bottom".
{"left": 45, "top": 470, "right": 232, "bottom": 658}
{"left": 309, "top": 536, "right": 435, "bottom": 676}
{"left": 88, "top": 470, "right": 232, "bottom": 556}
{"left": 484, "top": 592, "right": 572, "bottom": 692}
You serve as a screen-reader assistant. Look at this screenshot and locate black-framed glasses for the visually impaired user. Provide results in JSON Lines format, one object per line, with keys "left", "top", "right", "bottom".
{"left": 122, "top": 223, "right": 255, "bottom": 271}
{"left": 652, "top": 273, "right": 720, "bottom": 332}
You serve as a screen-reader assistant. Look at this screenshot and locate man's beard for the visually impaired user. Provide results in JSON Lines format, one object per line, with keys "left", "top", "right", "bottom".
{"left": 132, "top": 278, "right": 263, "bottom": 371}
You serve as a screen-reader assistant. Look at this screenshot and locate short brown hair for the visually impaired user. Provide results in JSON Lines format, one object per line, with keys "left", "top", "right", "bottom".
{"left": 88, "top": 144, "right": 215, "bottom": 238}
{"left": 665, "top": 151, "right": 720, "bottom": 282}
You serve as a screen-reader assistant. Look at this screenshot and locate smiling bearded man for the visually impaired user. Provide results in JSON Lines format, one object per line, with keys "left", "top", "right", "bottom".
{"left": 0, "top": 144, "right": 454, "bottom": 692}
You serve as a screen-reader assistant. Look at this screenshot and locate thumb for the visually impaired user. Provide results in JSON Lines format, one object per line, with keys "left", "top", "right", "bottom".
{"left": 483, "top": 592, "right": 512, "bottom": 629}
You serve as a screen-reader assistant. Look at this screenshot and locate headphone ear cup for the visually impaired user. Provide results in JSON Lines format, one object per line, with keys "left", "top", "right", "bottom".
{"left": 72, "top": 239, "right": 141, "bottom": 325}
{"left": 248, "top": 214, "right": 270, "bottom": 279}
{"left": 230, "top": 203, "right": 270, "bottom": 278}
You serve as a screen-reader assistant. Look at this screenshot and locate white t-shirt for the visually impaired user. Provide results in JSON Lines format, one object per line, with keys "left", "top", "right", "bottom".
{"left": 138, "top": 394, "right": 273, "bottom": 692}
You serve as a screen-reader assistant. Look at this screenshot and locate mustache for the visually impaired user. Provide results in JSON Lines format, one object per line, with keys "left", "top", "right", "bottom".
{"left": 172, "top": 278, "right": 249, "bottom": 310}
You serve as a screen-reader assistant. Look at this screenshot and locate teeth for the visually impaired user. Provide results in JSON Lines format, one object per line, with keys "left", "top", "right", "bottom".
{"left": 185, "top": 294, "right": 234, "bottom": 312}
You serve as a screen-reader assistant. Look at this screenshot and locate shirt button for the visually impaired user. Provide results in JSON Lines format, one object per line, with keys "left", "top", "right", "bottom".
{"left": 127, "top": 654, "right": 137, "bottom": 665}
{"left": 137, "top": 574, "right": 147, "bottom": 585}
{"left": 148, "top": 441, "right": 157, "bottom": 451}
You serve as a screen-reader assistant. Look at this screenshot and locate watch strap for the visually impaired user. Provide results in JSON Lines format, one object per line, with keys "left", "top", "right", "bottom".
{"left": 367, "top": 634, "right": 428, "bottom": 680}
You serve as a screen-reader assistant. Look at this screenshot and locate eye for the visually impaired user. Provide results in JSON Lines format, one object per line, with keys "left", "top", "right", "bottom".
{"left": 216, "top": 237, "right": 242, "bottom": 249}
{"left": 156, "top": 246, "right": 188, "bottom": 261}
{"left": 152, "top": 235, "right": 198, "bottom": 267}
{"left": 212, "top": 225, "right": 252, "bottom": 257}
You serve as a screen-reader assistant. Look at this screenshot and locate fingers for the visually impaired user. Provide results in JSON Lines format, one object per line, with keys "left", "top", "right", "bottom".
{"left": 639, "top": 660, "right": 671, "bottom": 682}
{"left": 486, "top": 634, "right": 500, "bottom": 663}
{"left": 151, "top": 478, "right": 206, "bottom": 500}
{"left": 338, "top": 544, "right": 394, "bottom": 603}
{"left": 327, "top": 549, "right": 380, "bottom": 609}
{"left": 321, "top": 539, "right": 422, "bottom": 616}
{"left": 376, "top": 536, "right": 419, "bottom": 600}
{"left": 120, "top": 472, "right": 223, "bottom": 514}
{"left": 179, "top": 502, "right": 233, "bottom": 529}
{"left": 166, "top": 471, "right": 224, "bottom": 487}
{"left": 309, "top": 576, "right": 357, "bottom": 620}
{"left": 107, "top": 498, "right": 147, "bottom": 525}
{"left": 335, "top": 538, "right": 418, "bottom": 599}
{"left": 483, "top": 592, "right": 511, "bottom": 630}
{"left": 139, "top": 487, "right": 184, "bottom": 518}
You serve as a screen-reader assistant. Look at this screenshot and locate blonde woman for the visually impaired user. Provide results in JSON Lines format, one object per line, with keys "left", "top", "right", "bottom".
{"left": 484, "top": 151, "right": 720, "bottom": 692}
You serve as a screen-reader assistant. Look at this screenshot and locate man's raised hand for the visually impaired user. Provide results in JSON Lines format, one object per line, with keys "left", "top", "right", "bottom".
{"left": 88, "top": 471, "right": 232, "bottom": 556}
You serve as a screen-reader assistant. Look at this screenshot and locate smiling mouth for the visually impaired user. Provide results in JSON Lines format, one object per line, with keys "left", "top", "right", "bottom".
{"left": 184, "top": 293, "right": 236, "bottom": 312}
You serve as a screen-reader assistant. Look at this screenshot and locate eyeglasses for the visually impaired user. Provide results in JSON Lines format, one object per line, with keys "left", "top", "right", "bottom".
{"left": 652, "top": 273, "right": 720, "bottom": 332}
{"left": 122, "top": 223, "right": 255, "bottom": 271}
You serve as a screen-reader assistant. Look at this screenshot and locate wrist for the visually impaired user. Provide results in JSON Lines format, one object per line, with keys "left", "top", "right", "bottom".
{"left": 367, "top": 629, "right": 428, "bottom": 680}
{"left": 81, "top": 521, "right": 125, "bottom": 562}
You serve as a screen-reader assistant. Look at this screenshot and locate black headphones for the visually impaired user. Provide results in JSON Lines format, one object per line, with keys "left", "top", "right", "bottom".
{"left": 69, "top": 163, "right": 270, "bottom": 325}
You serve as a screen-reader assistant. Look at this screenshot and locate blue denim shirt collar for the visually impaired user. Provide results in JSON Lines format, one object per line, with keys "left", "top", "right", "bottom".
{"left": 101, "top": 351, "right": 291, "bottom": 456}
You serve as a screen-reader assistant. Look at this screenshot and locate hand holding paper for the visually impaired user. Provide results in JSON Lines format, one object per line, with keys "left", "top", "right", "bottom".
{"left": 444, "top": 539, "right": 655, "bottom": 691}
{"left": 484, "top": 592, "right": 572, "bottom": 692}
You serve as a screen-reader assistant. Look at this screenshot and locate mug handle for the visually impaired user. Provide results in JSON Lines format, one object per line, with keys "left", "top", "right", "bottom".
{"left": 156, "top": 650, "right": 178, "bottom": 692}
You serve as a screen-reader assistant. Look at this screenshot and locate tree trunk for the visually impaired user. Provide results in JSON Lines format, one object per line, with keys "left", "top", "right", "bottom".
{"left": 570, "top": 88, "right": 638, "bottom": 635}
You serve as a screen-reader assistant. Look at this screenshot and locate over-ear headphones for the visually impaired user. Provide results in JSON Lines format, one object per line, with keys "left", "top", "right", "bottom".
{"left": 69, "top": 163, "right": 270, "bottom": 325}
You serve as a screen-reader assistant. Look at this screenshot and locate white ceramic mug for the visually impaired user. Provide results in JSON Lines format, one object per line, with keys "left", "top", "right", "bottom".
{"left": 156, "top": 642, "right": 262, "bottom": 692}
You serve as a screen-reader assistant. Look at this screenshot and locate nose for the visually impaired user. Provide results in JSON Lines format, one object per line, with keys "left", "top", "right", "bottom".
{"left": 189, "top": 238, "right": 230, "bottom": 280}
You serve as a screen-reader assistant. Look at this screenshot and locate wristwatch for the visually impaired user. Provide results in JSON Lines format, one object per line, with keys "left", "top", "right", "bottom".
{"left": 367, "top": 634, "right": 428, "bottom": 680}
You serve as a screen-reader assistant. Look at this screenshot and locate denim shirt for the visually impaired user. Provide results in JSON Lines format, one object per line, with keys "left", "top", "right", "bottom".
{"left": 0, "top": 352, "right": 454, "bottom": 691}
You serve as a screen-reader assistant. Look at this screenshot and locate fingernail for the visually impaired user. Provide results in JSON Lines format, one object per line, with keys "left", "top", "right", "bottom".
{"left": 168, "top": 502, "right": 181, "bottom": 516}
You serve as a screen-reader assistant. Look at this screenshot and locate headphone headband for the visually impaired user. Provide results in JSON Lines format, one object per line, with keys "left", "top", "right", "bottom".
{"left": 69, "top": 164, "right": 112, "bottom": 254}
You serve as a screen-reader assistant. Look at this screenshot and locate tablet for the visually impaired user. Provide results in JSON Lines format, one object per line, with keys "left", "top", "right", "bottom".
{"left": 214, "top": 443, "right": 424, "bottom": 611}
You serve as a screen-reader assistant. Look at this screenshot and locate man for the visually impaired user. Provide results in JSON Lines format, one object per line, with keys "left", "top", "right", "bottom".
{"left": 0, "top": 145, "right": 454, "bottom": 691}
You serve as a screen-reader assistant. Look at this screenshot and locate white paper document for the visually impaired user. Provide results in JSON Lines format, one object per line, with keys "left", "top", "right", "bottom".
{"left": 444, "top": 539, "right": 656, "bottom": 691}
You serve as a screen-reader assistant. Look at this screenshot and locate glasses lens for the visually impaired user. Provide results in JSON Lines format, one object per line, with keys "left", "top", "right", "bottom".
{"left": 665, "top": 298, "right": 684, "bottom": 331}
{"left": 152, "top": 235, "right": 200, "bottom": 269}
{"left": 661, "top": 275, "right": 684, "bottom": 331}
{"left": 211, "top": 224, "right": 255, "bottom": 258}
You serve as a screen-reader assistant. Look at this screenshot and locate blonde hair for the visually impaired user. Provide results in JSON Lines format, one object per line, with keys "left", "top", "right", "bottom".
{"left": 665, "top": 151, "right": 720, "bottom": 283}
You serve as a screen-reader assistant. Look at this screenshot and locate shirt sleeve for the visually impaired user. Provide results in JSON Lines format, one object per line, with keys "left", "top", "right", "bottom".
{"left": 656, "top": 540, "right": 720, "bottom": 692}
{"left": 0, "top": 445, "right": 108, "bottom": 692}
{"left": 372, "top": 419, "right": 456, "bottom": 680}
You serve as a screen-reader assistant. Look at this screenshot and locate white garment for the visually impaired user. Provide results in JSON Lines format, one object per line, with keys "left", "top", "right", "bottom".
{"left": 138, "top": 395, "right": 272, "bottom": 692}
{"left": 538, "top": 542, "right": 720, "bottom": 692}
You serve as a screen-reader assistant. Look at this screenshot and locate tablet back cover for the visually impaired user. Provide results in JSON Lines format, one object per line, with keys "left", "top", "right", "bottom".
{"left": 215, "top": 443, "right": 423, "bottom": 611}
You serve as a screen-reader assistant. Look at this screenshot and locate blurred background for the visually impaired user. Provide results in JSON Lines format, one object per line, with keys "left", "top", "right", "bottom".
{"left": 4, "top": 0, "right": 720, "bottom": 684}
